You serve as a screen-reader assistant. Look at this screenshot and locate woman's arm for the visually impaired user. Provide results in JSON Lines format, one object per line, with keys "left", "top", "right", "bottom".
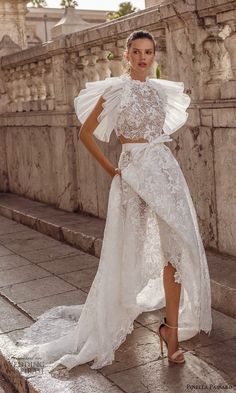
{"left": 79, "top": 95, "right": 120, "bottom": 178}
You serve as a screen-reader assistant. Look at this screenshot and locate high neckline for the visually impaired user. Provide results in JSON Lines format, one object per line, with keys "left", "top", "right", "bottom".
{"left": 122, "top": 73, "right": 149, "bottom": 84}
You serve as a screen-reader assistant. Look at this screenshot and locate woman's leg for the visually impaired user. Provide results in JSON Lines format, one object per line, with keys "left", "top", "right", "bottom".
{"left": 161, "top": 262, "right": 184, "bottom": 360}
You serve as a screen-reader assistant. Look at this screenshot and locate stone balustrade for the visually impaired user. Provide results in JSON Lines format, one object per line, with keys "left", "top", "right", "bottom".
{"left": 0, "top": 0, "right": 236, "bottom": 257}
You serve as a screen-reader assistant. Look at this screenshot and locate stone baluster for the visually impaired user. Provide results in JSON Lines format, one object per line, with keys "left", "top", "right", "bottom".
{"left": 44, "top": 59, "right": 55, "bottom": 100}
{"left": 0, "top": 67, "right": 7, "bottom": 113}
{"left": 201, "top": 17, "right": 232, "bottom": 99}
{"left": 66, "top": 52, "right": 81, "bottom": 98}
{"left": 36, "top": 61, "right": 46, "bottom": 100}
{"left": 80, "top": 50, "right": 89, "bottom": 84}
{"left": 85, "top": 53, "right": 100, "bottom": 81}
{"left": 96, "top": 49, "right": 111, "bottom": 80}
{"left": 52, "top": 53, "right": 70, "bottom": 111}
{"left": 12, "top": 70, "right": 20, "bottom": 105}
{"left": 104, "top": 42, "right": 125, "bottom": 77}
{"left": 22, "top": 65, "right": 31, "bottom": 102}
{"left": 153, "top": 32, "right": 167, "bottom": 79}
{"left": 6, "top": 69, "right": 15, "bottom": 105}
{"left": 217, "top": 10, "right": 236, "bottom": 99}
{"left": 30, "top": 63, "right": 39, "bottom": 101}
{"left": 14, "top": 69, "right": 20, "bottom": 104}
{"left": 18, "top": 67, "right": 26, "bottom": 103}
{"left": 15, "top": 67, "right": 25, "bottom": 111}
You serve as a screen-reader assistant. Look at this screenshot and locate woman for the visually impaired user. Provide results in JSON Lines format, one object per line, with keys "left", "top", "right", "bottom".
{"left": 16, "top": 30, "right": 212, "bottom": 372}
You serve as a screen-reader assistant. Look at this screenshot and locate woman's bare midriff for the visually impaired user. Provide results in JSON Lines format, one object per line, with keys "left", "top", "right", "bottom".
{"left": 118, "top": 135, "right": 148, "bottom": 144}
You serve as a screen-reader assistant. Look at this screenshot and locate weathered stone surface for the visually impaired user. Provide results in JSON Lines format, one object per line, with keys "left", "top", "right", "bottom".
{"left": 0, "top": 1, "right": 28, "bottom": 50}
{"left": 108, "top": 352, "right": 233, "bottom": 393}
{"left": 1, "top": 275, "right": 76, "bottom": 304}
{"left": 0, "top": 264, "right": 50, "bottom": 288}
{"left": 101, "top": 327, "right": 161, "bottom": 376}
{"left": 214, "top": 129, "right": 236, "bottom": 255}
{"left": 192, "top": 339, "right": 236, "bottom": 386}
{"left": 171, "top": 126, "right": 217, "bottom": 248}
{"left": 59, "top": 267, "right": 97, "bottom": 290}
{"left": 0, "top": 254, "right": 31, "bottom": 271}
{"left": 0, "top": 298, "right": 32, "bottom": 333}
{"left": 213, "top": 109, "right": 236, "bottom": 128}
{"left": 0, "top": 219, "right": 29, "bottom": 236}
{"left": 38, "top": 253, "right": 98, "bottom": 275}
{"left": 0, "top": 245, "right": 13, "bottom": 257}
{"left": 18, "top": 290, "right": 87, "bottom": 319}
{"left": 17, "top": 244, "right": 80, "bottom": 264}
{"left": 28, "top": 364, "right": 123, "bottom": 393}
{"left": 0, "top": 230, "right": 60, "bottom": 253}
{"left": 4, "top": 126, "right": 78, "bottom": 212}
{"left": 136, "top": 310, "right": 163, "bottom": 326}
{"left": 0, "top": 129, "right": 8, "bottom": 191}
{"left": 207, "top": 251, "right": 236, "bottom": 318}
{"left": 0, "top": 371, "right": 17, "bottom": 393}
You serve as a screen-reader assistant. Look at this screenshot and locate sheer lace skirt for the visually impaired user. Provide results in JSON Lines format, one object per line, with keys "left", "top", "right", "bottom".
{"left": 14, "top": 141, "right": 212, "bottom": 372}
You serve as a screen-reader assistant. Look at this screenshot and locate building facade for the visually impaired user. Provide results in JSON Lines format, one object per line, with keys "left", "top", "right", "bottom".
{"left": 26, "top": 7, "right": 111, "bottom": 46}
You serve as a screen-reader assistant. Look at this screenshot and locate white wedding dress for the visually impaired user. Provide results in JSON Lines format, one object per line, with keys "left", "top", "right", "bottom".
{"left": 15, "top": 74, "right": 212, "bottom": 372}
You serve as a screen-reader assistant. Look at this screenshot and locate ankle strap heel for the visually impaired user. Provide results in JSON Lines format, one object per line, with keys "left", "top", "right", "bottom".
{"left": 163, "top": 317, "right": 178, "bottom": 329}
{"left": 157, "top": 317, "right": 185, "bottom": 364}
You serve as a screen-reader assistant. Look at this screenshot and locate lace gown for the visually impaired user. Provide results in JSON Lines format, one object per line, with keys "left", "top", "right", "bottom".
{"left": 15, "top": 74, "right": 212, "bottom": 371}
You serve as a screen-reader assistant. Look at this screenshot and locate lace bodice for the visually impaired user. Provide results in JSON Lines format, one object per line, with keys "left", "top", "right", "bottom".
{"left": 115, "top": 75, "right": 166, "bottom": 142}
{"left": 74, "top": 74, "right": 191, "bottom": 143}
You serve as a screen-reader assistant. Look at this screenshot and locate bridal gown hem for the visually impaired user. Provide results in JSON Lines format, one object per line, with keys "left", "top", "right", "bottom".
{"left": 14, "top": 74, "right": 212, "bottom": 372}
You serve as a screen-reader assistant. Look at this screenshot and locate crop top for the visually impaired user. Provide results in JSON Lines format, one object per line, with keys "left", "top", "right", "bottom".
{"left": 74, "top": 73, "right": 191, "bottom": 144}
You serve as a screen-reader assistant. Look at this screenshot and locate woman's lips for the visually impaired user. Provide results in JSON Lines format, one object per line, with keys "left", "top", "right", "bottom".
{"left": 138, "top": 63, "right": 147, "bottom": 68}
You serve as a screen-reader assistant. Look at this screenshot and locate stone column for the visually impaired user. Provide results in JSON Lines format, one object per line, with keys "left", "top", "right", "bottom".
{"left": 0, "top": 0, "right": 28, "bottom": 50}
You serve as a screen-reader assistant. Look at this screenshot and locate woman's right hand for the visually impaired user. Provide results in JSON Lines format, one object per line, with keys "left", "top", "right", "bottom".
{"left": 112, "top": 167, "right": 121, "bottom": 178}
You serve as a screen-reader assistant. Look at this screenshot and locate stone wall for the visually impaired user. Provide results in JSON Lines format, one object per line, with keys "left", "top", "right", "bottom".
{"left": 0, "top": 0, "right": 236, "bottom": 256}
{"left": 0, "top": 0, "right": 28, "bottom": 49}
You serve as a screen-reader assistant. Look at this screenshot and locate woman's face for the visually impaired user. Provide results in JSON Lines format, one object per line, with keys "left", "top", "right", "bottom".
{"left": 125, "top": 38, "right": 155, "bottom": 75}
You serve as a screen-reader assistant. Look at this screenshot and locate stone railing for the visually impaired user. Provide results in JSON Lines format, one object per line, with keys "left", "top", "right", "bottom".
{"left": 0, "top": 0, "right": 236, "bottom": 256}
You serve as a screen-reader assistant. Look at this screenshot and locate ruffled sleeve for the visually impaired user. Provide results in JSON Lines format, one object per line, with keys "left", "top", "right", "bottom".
{"left": 149, "top": 78, "right": 191, "bottom": 135}
{"left": 74, "top": 77, "right": 124, "bottom": 143}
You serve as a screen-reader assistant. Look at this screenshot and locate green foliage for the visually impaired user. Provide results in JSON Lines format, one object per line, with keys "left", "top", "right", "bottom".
{"left": 107, "top": 1, "right": 137, "bottom": 21}
{"left": 29, "top": 0, "right": 47, "bottom": 7}
{"left": 60, "top": 0, "right": 78, "bottom": 7}
{"left": 156, "top": 65, "right": 161, "bottom": 79}
{"left": 107, "top": 53, "right": 114, "bottom": 61}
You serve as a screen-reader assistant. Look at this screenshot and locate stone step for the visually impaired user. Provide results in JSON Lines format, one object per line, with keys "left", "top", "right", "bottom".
{"left": 0, "top": 192, "right": 235, "bottom": 319}
{"left": 0, "top": 373, "right": 17, "bottom": 393}
{"left": 0, "top": 193, "right": 105, "bottom": 258}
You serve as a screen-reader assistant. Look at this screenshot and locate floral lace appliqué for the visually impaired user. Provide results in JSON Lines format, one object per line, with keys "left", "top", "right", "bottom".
{"left": 115, "top": 76, "right": 166, "bottom": 142}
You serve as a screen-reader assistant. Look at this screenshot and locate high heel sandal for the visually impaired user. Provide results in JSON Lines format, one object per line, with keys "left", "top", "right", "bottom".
{"left": 157, "top": 317, "right": 185, "bottom": 364}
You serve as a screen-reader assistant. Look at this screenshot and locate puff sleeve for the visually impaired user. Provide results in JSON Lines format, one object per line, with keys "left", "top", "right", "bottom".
{"left": 149, "top": 78, "right": 191, "bottom": 136}
{"left": 74, "top": 77, "right": 124, "bottom": 143}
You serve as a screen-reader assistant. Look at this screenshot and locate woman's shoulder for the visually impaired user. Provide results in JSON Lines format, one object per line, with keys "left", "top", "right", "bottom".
{"left": 150, "top": 78, "right": 191, "bottom": 135}
{"left": 148, "top": 77, "right": 185, "bottom": 92}
{"left": 74, "top": 75, "right": 126, "bottom": 143}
